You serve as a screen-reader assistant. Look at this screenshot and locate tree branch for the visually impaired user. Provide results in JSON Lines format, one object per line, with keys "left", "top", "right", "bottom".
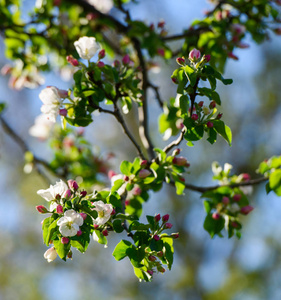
{"left": 169, "top": 177, "right": 268, "bottom": 194}
{"left": 148, "top": 82, "right": 164, "bottom": 109}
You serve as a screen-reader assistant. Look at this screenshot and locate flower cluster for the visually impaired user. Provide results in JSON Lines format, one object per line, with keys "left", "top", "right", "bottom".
{"left": 37, "top": 179, "right": 114, "bottom": 262}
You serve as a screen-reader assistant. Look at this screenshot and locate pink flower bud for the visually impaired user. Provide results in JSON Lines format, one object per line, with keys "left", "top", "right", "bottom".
{"left": 58, "top": 89, "right": 68, "bottom": 98}
{"left": 67, "top": 250, "right": 73, "bottom": 259}
{"left": 97, "top": 61, "right": 105, "bottom": 68}
{"left": 204, "top": 54, "right": 211, "bottom": 62}
{"left": 94, "top": 224, "right": 99, "bottom": 229}
{"left": 147, "top": 270, "right": 154, "bottom": 276}
{"left": 157, "top": 251, "right": 164, "bottom": 257}
{"left": 212, "top": 212, "right": 220, "bottom": 220}
{"left": 179, "top": 176, "right": 185, "bottom": 182}
{"left": 209, "top": 101, "right": 216, "bottom": 109}
{"left": 173, "top": 156, "right": 188, "bottom": 166}
{"left": 125, "top": 199, "right": 130, "bottom": 206}
{"left": 149, "top": 23, "right": 154, "bottom": 31}
{"left": 111, "top": 208, "right": 116, "bottom": 215}
{"left": 227, "top": 52, "right": 239, "bottom": 60}
{"left": 172, "top": 148, "right": 181, "bottom": 156}
{"left": 158, "top": 267, "right": 166, "bottom": 273}
{"left": 98, "top": 49, "right": 105, "bottom": 59}
{"left": 155, "top": 214, "right": 161, "bottom": 222}
{"left": 36, "top": 205, "right": 48, "bottom": 214}
{"left": 138, "top": 169, "right": 151, "bottom": 179}
{"left": 162, "top": 214, "right": 169, "bottom": 222}
{"left": 233, "top": 194, "right": 242, "bottom": 202}
{"left": 231, "top": 221, "right": 239, "bottom": 228}
{"left": 157, "top": 48, "right": 165, "bottom": 57}
{"left": 171, "top": 77, "right": 178, "bottom": 84}
{"left": 158, "top": 20, "right": 165, "bottom": 28}
{"left": 68, "top": 179, "right": 79, "bottom": 190}
{"left": 222, "top": 196, "right": 230, "bottom": 205}
{"left": 141, "top": 160, "right": 148, "bottom": 166}
{"left": 153, "top": 235, "right": 160, "bottom": 241}
{"left": 108, "top": 170, "right": 117, "bottom": 179}
{"left": 217, "top": 113, "right": 223, "bottom": 120}
{"left": 148, "top": 255, "right": 157, "bottom": 262}
{"left": 55, "top": 194, "right": 61, "bottom": 200}
{"left": 76, "top": 229, "right": 82, "bottom": 236}
{"left": 207, "top": 121, "right": 213, "bottom": 128}
{"left": 191, "top": 114, "right": 198, "bottom": 121}
{"left": 242, "top": 173, "right": 251, "bottom": 181}
{"left": 124, "top": 175, "right": 129, "bottom": 181}
{"left": 171, "top": 233, "right": 179, "bottom": 239}
{"left": 59, "top": 108, "right": 67, "bottom": 117}
{"left": 189, "top": 48, "right": 201, "bottom": 61}
{"left": 237, "top": 43, "right": 250, "bottom": 49}
{"left": 64, "top": 189, "right": 72, "bottom": 199}
{"left": 102, "top": 229, "right": 108, "bottom": 236}
{"left": 240, "top": 205, "right": 254, "bottom": 215}
{"left": 66, "top": 55, "right": 79, "bottom": 66}
{"left": 80, "top": 213, "right": 87, "bottom": 220}
{"left": 176, "top": 57, "right": 185, "bottom": 65}
{"left": 122, "top": 54, "right": 131, "bottom": 65}
{"left": 61, "top": 237, "right": 69, "bottom": 244}
{"left": 165, "top": 223, "right": 173, "bottom": 229}
{"left": 1, "top": 64, "right": 12, "bottom": 75}
{"left": 198, "top": 101, "right": 204, "bottom": 107}
{"left": 80, "top": 191, "right": 87, "bottom": 197}
{"left": 56, "top": 205, "right": 63, "bottom": 214}
{"left": 113, "top": 60, "right": 120, "bottom": 68}
{"left": 133, "top": 187, "right": 142, "bottom": 196}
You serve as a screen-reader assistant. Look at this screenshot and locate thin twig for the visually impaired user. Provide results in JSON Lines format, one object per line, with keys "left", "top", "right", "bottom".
{"left": 169, "top": 177, "right": 268, "bottom": 194}
{"left": 148, "top": 82, "right": 164, "bottom": 109}
{"left": 162, "top": 129, "right": 186, "bottom": 155}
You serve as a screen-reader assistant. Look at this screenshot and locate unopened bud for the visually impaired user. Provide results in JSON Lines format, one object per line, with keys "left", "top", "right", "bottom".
{"left": 212, "top": 212, "right": 220, "bottom": 220}
{"left": 59, "top": 108, "right": 67, "bottom": 117}
{"left": 133, "top": 186, "right": 142, "bottom": 196}
{"left": 204, "top": 54, "right": 211, "bottom": 62}
{"left": 217, "top": 113, "right": 223, "bottom": 119}
{"left": 157, "top": 251, "right": 164, "bottom": 257}
{"left": 80, "top": 191, "right": 87, "bottom": 197}
{"left": 58, "top": 89, "right": 68, "bottom": 98}
{"left": 94, "top": 224, "right": 99, "bottom": 229}
{"left": 141, "top": 160, "right": 148, "bottom": 166}
{"left": 209, "top": 101, "right": 216, "bottom": 109}
{"left": 227, "top": 52, "right": 239, "bottom": 60}
{"left": 113, "top": 60, "right": 120, "bottom": 68}
{"left": 66, "top": 55, "right": 79, "bottom": 66}
{"left": 162, "top": 214, "right": 169, "bottom": 222}
{"left": 64, "top": 189, "right": 72, "bottom": 199}
{"left": 222, "top": 196, "right": 230, "bottom": 205}
{"left": 147, "top": 270, "right": 154, "bottom": 276}
{"left": 158, "top": 20, "right": 165, "bottom": 28}
{"left": 233, "top": 194, "right": 242, "bottom": 202}
{"left": 155, "top": 214, "right": 161, "bottom": 222}
{"left": 202, "top": 106, "right": 210, "bottom": 115}
{"left": 240, "top": 205, "right": 254, "bottom": 215}
{"left": 176, "top": 57, "right": 185, "bottom": 66}
{"left": 76, "top": 229, "right": 82, "bottom": 236}
{"left": 207, "top": 121, "right": 213, "bottom": 128}
{"left": 67, "top": 250, "right": 73, "bottom": 259}
{"left": 242, "top": 173, "right": 251, "bottom": 181}
{"left": 165, "top": 223, "right": 173, "bottom": 229}
{"left": 56, "top": 205, "right": 63, "bottom": 214}
{"left": 124, "top": 175, "right": 129, "bottom": 181}
{"left": 122, "top": 54, "right": 131, "bottom": 65}
{"left": 108, "top": 170, "right": 116, "bottom": 179}
{"left": 148, "top": 255, "right": 157, "bottom": 262}
{"left": 172, "top": 148, "right": 181, "bottom": 156}
{"left": 97, "top": 61, "right": 104, "bottom": 68}
{"left": 191, "top": 114, "right": 198, "bottom": 121}
{"left": 158, "top": 267, "right": 166, "bottom": 273}
{"left": 80, "top": 213, "right": 87, "bottom": 220}
{"left": 157, "top": 48, "right": 165, "bottom": 57}
{"left": 138, "top": 169, "right": 151, "bottom": 179}
{"left": 231, "top": 221, "right": 239, "bottom": 228}
{"left": 111, "top": 208, "right": 116, "bottom": 215}
{"left": 171, "top": 77, "right": 178, "bottom": 84}
{"left": 102, "top": 229, "right": 108, "bottom": 236}
{"left": 36, "top": 205, "right": 48, "bottom": 214}
{"left": 173, "top": 156, "right": 188, "bottom": 166}
{"left": 153, "top": 235, "right": 160, "bottom": 241}
{"left": 98, "top": 49, "right": 106, "bottom": 59}
{"left": 68, "top": 179, "right": 79, "bottom": 190}
{"left": 198, "top": 101, "right": 204, "bottom": 107}
{"left": 189, "top": 48, "right": 201, "bottom": 61}
{"left": 61, "top": 237, "right": 69, "bottom": 244}
{"left": 171, "top": 233, "right": 179, "bottom": 239}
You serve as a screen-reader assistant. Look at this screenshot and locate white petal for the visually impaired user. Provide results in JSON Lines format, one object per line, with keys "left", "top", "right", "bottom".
{"left": 37, "top": 188, "right": 54, "bottom": 202}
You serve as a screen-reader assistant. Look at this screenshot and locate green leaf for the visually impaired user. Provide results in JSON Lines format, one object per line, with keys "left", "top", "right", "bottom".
{"left": 112, "top": 240, "right": 132, "bottom": 261}
{"left": 203, "top": 200, "right": 212, "bottom": 213}
{"left": 269, "top": 169, "right": 281, "bottom": 196}
{"left": 203, "top": 213, "right": 225, "bottom": 238}
{"left": 42, "top": 217, "right": 58, "bottom": 246}
{"left": 120, "top": 160, "right": 132, "bottom": 176}
{"left": 134, "top": 268, "right": 151, "bottom": 282}
{"left": 183, "top": 65, "right": 197, "bottom": 87}
{"left": 212, "top": 120, "right": 232, "bottom": 146}
{"left": 113, "top": 220, "right": 124, "bottom": 233}
{"left": 93, "top": 230, "right": 107, "bottom": 245}
{"left": 111, "top": 179, "right": 124, "bottom": 193}
{"left": 0, "top": 102, "right": 6, "bottom": 114}
{"left": 53, "top": 240, "right": 71, "bottom": 261}
{"left": 162, "top": 236, "right": 174, "bottom": 270}
{"left": 175, "top": 180, "right": 185, "bottom": 195}
{"left": 127, "top": 246, "right": 145, "bottom": 268}
{"left": 207, "top": 127, "right": 217, "bottom": 144}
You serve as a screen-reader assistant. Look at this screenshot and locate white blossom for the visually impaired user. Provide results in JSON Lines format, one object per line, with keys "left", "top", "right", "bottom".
{"left": 212, "top": 161, "right": 222, "bottom": 176}
{"left": 39, "top": 86, "right": 62, "bottom": 122}
{"left": 228, "top": 203, "right": 240, "bottom": 213}
{"left": 44, "top": 247, "right": 57, "bottom": 263}
{"left": 57, "top": 209, "right": 84, "bottom": 237}
{"left": 88, "top": 0, "right": 113, "bottom": 13}
{"left": 37, "top": 180, "right": 68, "bottom": 203}
{"left": 92, "top": 201, "right": 113, "bottom": 225}
{"left": 74, "top": 36, "right": 100, "bottom": 60}
{"left": 224, "top": 163, "right": 233, "bottom": 175}
{"left": 29, "top": 114, "right": 54, "bottom": 140}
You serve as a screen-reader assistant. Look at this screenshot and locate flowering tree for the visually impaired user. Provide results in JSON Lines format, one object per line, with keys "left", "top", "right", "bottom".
{"left": 1, "top": 0, "right": 281, "bottom": 282}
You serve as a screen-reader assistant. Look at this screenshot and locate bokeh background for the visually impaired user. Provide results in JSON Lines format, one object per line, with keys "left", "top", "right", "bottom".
{"left": 1, "top": 0, "right": 281, "bottom": 299}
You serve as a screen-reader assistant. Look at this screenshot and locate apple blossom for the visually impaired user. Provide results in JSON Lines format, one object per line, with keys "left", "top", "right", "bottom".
{"left": 44, "top": 247, "right": 57, "bottom": 263}
{"left": 29, "top": 114, "right": 54, "bottom": 140}
{"left": 189, "top": 48, "right": 201, "bottom": 61}
{"left": 57, "top": 209, "right": 84, "bottom": 237}
{"left": 138, "top": 169, "right": 151, "bottom": 179}
{"left": 39, "top": 86, "right": 62, "bottom": 122}
{"left": 88, "top": 0, "right": 113, "bottom": 13}
{"left": 92, "top": 201, "right": 113, "bottom": 225}
{"left": 74, "top": 36, "right": 100, "bottom": 60}
{"left": 37, "top": 180, "right": 68, "bottom": 206}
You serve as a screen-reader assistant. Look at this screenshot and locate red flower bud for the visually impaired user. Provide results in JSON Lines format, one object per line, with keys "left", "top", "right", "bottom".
{"left": 122, "top": 54, "right": 131, "bottom": 65}
{"left": 171, "top": 233, "right": 179, "bottom": 239}
{"left": 102, "top": 229, "right": 108, "bottom": 236}
{"left": 141, "top": 160, "right": 148, "bottom": 166}
{"left": 148, "top": 255, "right": 157, "bottom": 262}
{"left": 124, "top": 175, "right": 129, "bottom": 181}
{"left": 222, "top": 196, "right": 230, "bottom": 205}
{"left": 209, "top": 101, "right": 216, "bottom": 109}
{"left": 173, "top": 156, "right": 188, "bottom": 166}
{"left": 80, "top": 191, "right": 87, "bottom": 197}
{"left": 66, "top": 55, "right": 79, "bottom": 66}
{"left": 212, "top": 212, "right": 220, "bottom": 220}
{"left": 125, "top": 199, "right": 130, "bottom": 206}
{"left": 94, "top": 224, "right": 99, "bottom": 229}
{"left": 36, "top": 205, "right": 48, "bottom": 214}
{"left": 64, "top": 189, "right": 72, "bottom": 199}
{"left": 217, "top": 113, "right": 223, "bottom": 120}
{"left": 61, "top": 237, "right": 69, "bottom": 244}
{"left": 59, "top": 108, "right": 67, "bottom": 117}
{"left": 240, "top": 205, "right": 254, "bottom": 215}
{"left": 162, "top": 214, "right": 169, "bottom": 222}
{"left": 165, "top": 223, "right": 173, "bottom": 229}
{"left": 231, "top": 221, "right": 239, "bottom": 228}
{"left": 233, "top": 194, "right": 242, "bottom": 202}
{"left": 68, "top": 179, "right": 79, "bottom": 190}
{"left": 157, "top": 251, "right": 163, "bottom": 257}
{"left": 98, "top": 49, "right": 105, "bottom": 60}
{"left": 133, "top": 187, "right": 142, "bottom": 196}
{"left": 138, "top": 169, "right": 151, "bottom": 179}
{"left": 242, "top": 173, "right": 251, "bottom": 181}
{"left": 158, "top": 20, "right": 165, "bottom": 28}
{"left": 111, "top": 208, "right": 116, "bottom": 215}
{"left": 155, "top": 214, "right": 161, "bottom": 222}
{"left": 56, "top": 205, "right": 63, "bottom": 214}
{"left": 191, "top": 114, "right": 198, "bottom": 121}
{"left": 227, "top": 52, "right": 239, "bottom": 60}
{"left": 204, "top": 54, "right": 211, "bottom": 62}
{"left": 207, "top": 121, "right": 213, "bottom": 128}
{"left": 171, "top": 77, "right": 178, "bottom": 84}
{"left": 157, "top": 48, "right": 165, "bottom": 57}
{"left": 113, "top": 60, "right": 121, "bottom": 68}
{"left": 76, "top": 229, "right": 82, "bottom": 236}
{"left": 80, "top": 213, "right": 87, "bottom": 220}
{"left": 147, "top": 270, "right": 154, "bottom": 276}
{"left": 198, "top": 101, "right": 204, "bottom": 107}
{"left": 153, "top": 235, "right": 160, "bottom": 241}
{"left": 172, "top": 148, "right": 181, "bottom": 156}
{"left": 97, "top": 61, "right": 105, "bottom": 68}
{"left": 176, "top": 57, "right": 185, "bottom": 66}
{"left": 189, "top": 48, "right": 201, "bottom": 61}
